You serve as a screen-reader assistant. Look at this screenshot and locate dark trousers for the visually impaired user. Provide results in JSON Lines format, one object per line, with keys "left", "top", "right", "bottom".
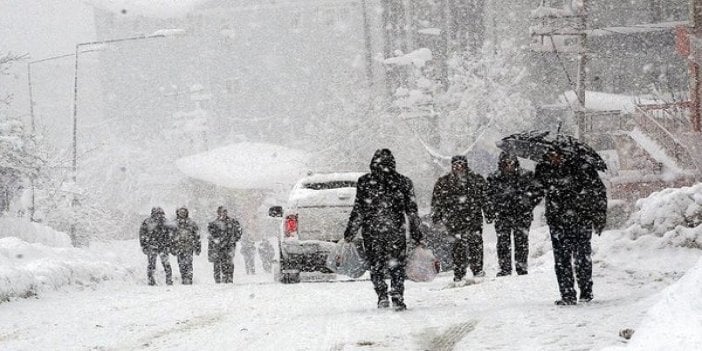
{"left": 550, "top": 225, "right": 593, "bottom": 301}
{"left": 176, "top": 253, "right": 194, "bottom": 284}
{"left": 451, "top": 230, "right": 483, "bottom": 280}
{"left": 368, "top": 240, "right": 406, "bottom": 303}
{"left": 213, "top": 252, "right": 234, "bottom": 283}
{"left": 146, "top": 250, "right": 172, "bottom": 285}
{"left": 496, "top": 217, "right": 531, "bottom": 275}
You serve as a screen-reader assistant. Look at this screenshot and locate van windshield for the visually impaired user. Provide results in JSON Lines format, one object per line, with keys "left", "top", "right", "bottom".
{"left": 302, "top": 181, "right": 357, "bottom": 190}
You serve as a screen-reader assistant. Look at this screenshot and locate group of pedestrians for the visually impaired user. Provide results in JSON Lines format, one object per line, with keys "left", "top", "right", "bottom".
{"left": 138, "top": 205, "right": 244, "bottom": 285}
{"left": 344, "top": 147, "right": 607, "bottom": 311}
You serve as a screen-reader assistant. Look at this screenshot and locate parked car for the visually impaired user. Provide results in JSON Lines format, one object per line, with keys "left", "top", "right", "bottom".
{"left": 269, "top": 172, "right": 364, "bottom": 283}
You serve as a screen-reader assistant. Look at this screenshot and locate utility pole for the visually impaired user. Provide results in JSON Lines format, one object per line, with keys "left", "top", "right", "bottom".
{"left": 690, "top": 0, "right": 702, "bottom": 131}
{"left": 530, "top": 0, "right": 589, "bottom": 137}
{"left": 575, "top": 0, "right": 589, "bottom": 138}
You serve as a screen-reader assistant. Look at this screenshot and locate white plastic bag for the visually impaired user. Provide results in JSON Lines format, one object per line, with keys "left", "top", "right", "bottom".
{"left": 326, "top": 241, "right": 368, "bottom": 278}
{"left": 406, "top": 246, "right": 441, "bottom": 282}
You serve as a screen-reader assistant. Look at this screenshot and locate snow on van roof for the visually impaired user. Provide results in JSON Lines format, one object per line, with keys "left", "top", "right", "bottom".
{"left": 176, "top": 142, "right": 310, "bottom": 190}
{"left": 298, "top": 172, "right": 365, "bottom": 184}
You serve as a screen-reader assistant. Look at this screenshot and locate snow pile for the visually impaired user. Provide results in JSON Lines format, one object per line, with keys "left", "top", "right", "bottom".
{"left": 624, "top": 183, "right": 702, "bottom": 249}
{"left": 605, "top": 257, "right": 702, "bottom": 350}
{"left": 0, "top": 217, "right": 71, "bottom": 247}
{"left": 0, "top": 237, "right": 135, "bottom": 302}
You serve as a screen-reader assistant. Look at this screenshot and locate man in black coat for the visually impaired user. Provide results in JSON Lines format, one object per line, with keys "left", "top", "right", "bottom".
{"left": 170, "top": 207, "right": 201, "bottom": 285}
{"left": 344, "top": 149, "right": 422, "bottom": 311}
{"left": 535, "top": 147, "right": 607, "bottom": 305}
{"left": 207, "top": 206, "right": 242, "bottom": 283}
{"left": 139, "top": 207, "right": 173, "bottom": 286}
{"left": 487, "top": 152, "right": 543, "bottom": 277}
{"left": 431, "top": 155, "right": 490, "bottom": 282}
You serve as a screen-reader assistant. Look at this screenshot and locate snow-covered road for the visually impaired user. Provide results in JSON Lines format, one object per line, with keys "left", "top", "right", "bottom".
{"left": 1, "top": 233, "right": 697, "bottom": 351}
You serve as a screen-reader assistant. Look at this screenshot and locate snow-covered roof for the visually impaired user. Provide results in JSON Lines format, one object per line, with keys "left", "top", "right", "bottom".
{"left": 560, "top": 91, "right": 661, "bottom": 113}
{"left": 175, "top": 142, "right": 311, "bottom": 190}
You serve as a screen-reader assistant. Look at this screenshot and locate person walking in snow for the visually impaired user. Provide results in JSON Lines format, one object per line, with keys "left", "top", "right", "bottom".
{"left": 431, "top": 155, "right": 490, "bottom": 282}
{"left": 240, "top": 237, "right": 257, "bottom": 275}
{"left": 344, "top": 149, "right": 423, "bottom": 311}
{"left": 207, "top": 206, "right": 242, "bottom": 283}
{"left": 258, "top": 239, "right": 275, "bottom": 273}
{"left": 487, "top": 152, "right": 543, "bottom": 277}
{"left": 169, "top": 207, "right": 201, "bottom": 285}
{"left": 139, "top": 207, "right": 173, "bottom": 286}
{"left": 535, "top": 147, "right": 607, "bottom": 305}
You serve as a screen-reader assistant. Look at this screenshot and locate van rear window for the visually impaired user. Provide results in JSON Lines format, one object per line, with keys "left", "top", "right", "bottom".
{"left": 302, "top": 181, "right": 357, "bottom": 190}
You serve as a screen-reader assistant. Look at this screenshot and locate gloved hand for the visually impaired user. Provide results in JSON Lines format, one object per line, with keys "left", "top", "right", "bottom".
{"left": 454, "top": 234, "right": 462, "bottom": 240}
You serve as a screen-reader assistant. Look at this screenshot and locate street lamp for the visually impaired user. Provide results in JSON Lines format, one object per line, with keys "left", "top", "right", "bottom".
{"left": 71, "top": 29, "right": 186, "bottom": 182}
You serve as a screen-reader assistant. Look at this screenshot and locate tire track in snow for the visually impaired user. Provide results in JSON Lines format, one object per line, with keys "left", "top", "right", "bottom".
{"left": 115, "top": 313, "right": 226, "bottom": 350}
{"left": 419, "top": 320, "right": 477, "bottom": 351}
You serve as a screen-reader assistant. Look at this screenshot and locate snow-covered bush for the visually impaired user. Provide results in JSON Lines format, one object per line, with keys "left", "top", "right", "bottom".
{"left": 0, "top": 237, "right": 135, "bottom": 302}
{"left": 624, "top": 183, "right": 702, "bottom": 249}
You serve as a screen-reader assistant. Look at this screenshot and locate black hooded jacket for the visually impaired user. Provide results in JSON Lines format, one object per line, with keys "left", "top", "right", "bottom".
{"left": 139, "top": 207, "right": 170, "bottom": 252}
{"left": 534, "top": 154, "right": 607, "bottom": 231}
{"left": 486, "top": 153, "right": 543, "bottom": 223}
{"left": 431, "top": 159, "right": 489, "bottom": 233}
{"left": 344, "top": 149, "right": 422, "bottom": 252}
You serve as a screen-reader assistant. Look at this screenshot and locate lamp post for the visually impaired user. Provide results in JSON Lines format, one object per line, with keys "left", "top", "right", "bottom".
{"left": 71, "top": 29, "right": 185, "bottom": 182}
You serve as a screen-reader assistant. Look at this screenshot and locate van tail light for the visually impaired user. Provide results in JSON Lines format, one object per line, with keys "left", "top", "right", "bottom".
{"left": 284, "top": 214, "right": 298, "bottom": 238}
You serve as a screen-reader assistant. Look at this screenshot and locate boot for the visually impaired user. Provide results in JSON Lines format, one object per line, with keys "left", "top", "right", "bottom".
{"left": 391, "top": 296, "right": 407, "bottom": 311}
{"left": 377, "top": 296, "right": 390, "bottom": 309}
{"left": 554, "top": 298, "right": 577, "bottom": 306}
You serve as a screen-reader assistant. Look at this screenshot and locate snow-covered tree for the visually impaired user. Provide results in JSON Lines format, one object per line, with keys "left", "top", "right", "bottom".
{"left": 387, "top": 43, "right": 537, "bottom": 175}
{"left": 0, "top": 51, "right": 40, "bottom": 215}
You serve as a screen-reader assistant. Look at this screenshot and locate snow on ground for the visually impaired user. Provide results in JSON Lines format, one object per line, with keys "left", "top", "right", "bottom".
{"left": 1, "top": 185, "right": 701, "bottom": 350}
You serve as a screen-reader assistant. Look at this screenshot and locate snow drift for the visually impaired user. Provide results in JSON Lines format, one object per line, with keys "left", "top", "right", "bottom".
{"left": 0, "top": 236, "right": 135, "bottom": 302}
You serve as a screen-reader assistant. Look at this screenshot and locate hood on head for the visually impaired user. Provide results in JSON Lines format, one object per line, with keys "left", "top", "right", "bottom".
{"left": 499, "top": 152, "right": 519, "bottom": 170}
{"left": 176, "top": 207, "right": 189, "bottom": 219}
{"left": 151, "top": 206, "right": 165, "bottom": 218}
{"left": 370, "top": 148, "right": 396, "bottom": 174}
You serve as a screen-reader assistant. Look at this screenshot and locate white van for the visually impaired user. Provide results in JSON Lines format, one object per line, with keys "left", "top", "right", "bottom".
{"left": 269, "top": 172, "right": 364, "bottom": 283}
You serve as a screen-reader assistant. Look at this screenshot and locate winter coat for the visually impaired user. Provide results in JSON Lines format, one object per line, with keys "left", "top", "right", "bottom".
{"left": 139, "top": 216, "right": 171, "bottom": 252}
{"left": 207, "top": 216, "right": 242, "bottom": 262}
{"left": 431, "top": 168, "right": 490, "bottom": 233}
{"left": 534, "top": 158, "right": 607, "bottom": 232}
{"left": 170, "top": 218, "right": 201, "bottom": 256}
{"left": 486, "top": 153, "right": 543, "bottom": 223}
{"left": 344, "top": 149, "right": 422, "bottom": 257}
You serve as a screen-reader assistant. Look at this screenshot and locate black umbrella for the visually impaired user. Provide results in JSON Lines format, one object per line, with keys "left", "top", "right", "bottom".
{"left": 496, "top": 130, "right": 607, "bottom": 171}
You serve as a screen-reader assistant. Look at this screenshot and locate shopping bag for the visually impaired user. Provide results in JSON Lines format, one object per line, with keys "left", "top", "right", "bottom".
{"left": 406, "top": 246, "right": 441, "bottom": 282}
{"left": 326, "top": 241, "right": 368, "bottom": 278}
